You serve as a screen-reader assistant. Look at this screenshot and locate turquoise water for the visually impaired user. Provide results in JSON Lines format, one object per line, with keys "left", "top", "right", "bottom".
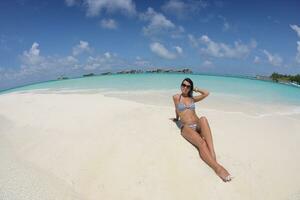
{"left": 1, "top": 73, "right": 300, "bottom": 106}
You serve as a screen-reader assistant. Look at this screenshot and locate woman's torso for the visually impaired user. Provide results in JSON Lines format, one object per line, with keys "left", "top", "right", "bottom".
{"left": 176, "top": 94, "right": 199, "bottom": 125}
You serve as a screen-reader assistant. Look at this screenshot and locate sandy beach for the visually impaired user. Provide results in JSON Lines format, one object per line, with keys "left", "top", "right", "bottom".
{"left": 0, "top": 90, "right": 300, "bottom": 200}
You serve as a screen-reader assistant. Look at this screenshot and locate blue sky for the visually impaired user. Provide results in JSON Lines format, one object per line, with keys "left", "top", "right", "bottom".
{"left": 1, "top": 0, "right": 300, "bottom": 90}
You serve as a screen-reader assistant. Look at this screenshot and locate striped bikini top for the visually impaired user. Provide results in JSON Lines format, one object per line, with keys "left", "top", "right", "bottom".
{"left": 177, "top": 94, "right": 195, "bottom": 112}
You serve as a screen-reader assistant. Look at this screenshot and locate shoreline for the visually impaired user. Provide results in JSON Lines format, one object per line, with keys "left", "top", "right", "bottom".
{"left": 2, "top": 72, "right": 300, "bottom": 95}
{"left": 5, "top": 88, "right": 300, "bottom": 120}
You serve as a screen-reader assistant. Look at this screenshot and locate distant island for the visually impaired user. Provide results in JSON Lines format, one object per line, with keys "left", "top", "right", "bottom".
{"left": 270, "top": 73, "right": 300, "bottom": 84}
{"left": 110, "top": 68, "right": 192, "bottom": 74}
{"left": 57, "top": 75, "right": 69, "bottom": 80}
{"left": 56, "top": 68, "right": 300, "bottom": 87}
{"left": 83, "top": 73, "right": 95, "bottom": 77}
{"left": 256, "top": 72, "right": 300, "bottom": 87}
{"left": 57, "top": 68, "right": 192, "bottom": 80}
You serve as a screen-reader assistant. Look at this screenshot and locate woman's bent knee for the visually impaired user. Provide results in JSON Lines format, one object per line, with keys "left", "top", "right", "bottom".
{"left": 199, "top": 116, "right": 207, "bottom": 122}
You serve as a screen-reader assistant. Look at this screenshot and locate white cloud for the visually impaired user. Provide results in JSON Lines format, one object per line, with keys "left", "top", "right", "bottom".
{"left": 263, "top": 49, "right": 283, "bottom": 66}
{"left": 24, "top": 42, "right": 40, "bottom": 57}
{"left": 66, "top": 55, "right": 78, "bottom": 63}
{"left": 150, "top": 42, "right": 176, "bottom": 59}
{"left": 253, "top": 56, "right": 260, "bottom": 64}
{"left": 21, "top": 42, "right": 43, "bottom": 65}
{"left": 100, "top": 18, "right": 118, "bottom": 29}
{"left": 296, "top": 41, "right": 300, "bottom": 63}
{"left": 10, "top": 43, "right": 80, "bottom": 84}
{"left": 83, "top": 52, "right": 125, "bottom": 71}
{"left": 175, "top": 46, "right": 183, "bottom": 54}
{"left": 5, "top": 43, "right": 82, "bottom": 83}
{"left": 218, "top": 15, "right": 230, "bottom": 31}
{"left": 249, "top": 39, "right": 257, "bottom": 48}
{"left": 202, "top": 60, "right": 213, "bottom": 67}
{"left": 188, "top": 34, "right": 199, "bottom": 48}
{"left": 161, "top": 0, "right": 207, "bottom": 19}
{"left": 170, "top": 25, "right": 185, "bottom": 39}
{"left": 72, "top": 40, "right": 91, "bottom": 56}
{"left": 65, "top": 0, "right": 80, "bottom": 6}
{"left": 65, "top": 0, "right": 136, "bottom": 16}
{"left": 104, "top": 52, "right": 111, "bottom": 59}
{"left": 290, "top": 24, "right": 300, "bottom": 38}
{"left": 290, "top": 24, "right": 300, "bottom": 64}
{"left": 199, "top": 35, "right": 255, "bottom": 58}
{"left": 84, "top": 56, "right": 104, "bottom": 70}
{"left": 83, "top": 0, "right": 136, "bottom": 17}
{"left": 188, "top": 34, "right": 256, "bottom": 58}
{"left": 134, "top": 56, "right": 150, "bottom": 67}
{"left": 140, "top": 7, "right": 185, "bottom": 39}
{"left": 1, "top": 42, "right": 153, "bottom": 91}
{"left": 223, "top": 21, "right": 230, "bottom": 31}
{"left": 140, "top": 7, "right": 175, "bottom": 36}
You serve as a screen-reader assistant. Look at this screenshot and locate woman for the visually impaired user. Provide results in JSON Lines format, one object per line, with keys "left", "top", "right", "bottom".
{"left": 170, "top": 77, "right": 232, "bottom": 182}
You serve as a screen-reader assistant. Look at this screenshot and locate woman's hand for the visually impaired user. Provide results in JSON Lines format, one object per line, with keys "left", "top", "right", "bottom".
{"left": 169, "top": 117, "right": 178, "bottom": 122}
{"left": 193, "top": 87, "right": 209, "bottom": 95}
{"left": 193, "top": 87, "right": 199, "bottom": 92}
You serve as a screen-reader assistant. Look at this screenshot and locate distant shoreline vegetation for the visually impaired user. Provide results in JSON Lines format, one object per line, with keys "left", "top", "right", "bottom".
{"left": 86, "top": 68, "right": 192, "bottom": 77}
{"left": 56, "top": 68, "right": 300, "bottom": 88}
{"left": 57, "top": 68, "right": 192, "bottom": 80}
{"left": 255, "top": 73, "right": 300, "bottom": 87}
{"left": 270, "top": 72, "right": 300, "bottom": 85}
{"left": 3, "top": 68, "right": 300, "bottom": 94}
{"left": 59, "top": 68, "right": 254, "bottom": 80}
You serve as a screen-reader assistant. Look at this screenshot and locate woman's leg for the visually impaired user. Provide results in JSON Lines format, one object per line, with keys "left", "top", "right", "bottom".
{"left": 181, "top": 125, "right": 231, "bottom": 182}
{"left": 197, "top": 116, "right": 216, "bottom": 161}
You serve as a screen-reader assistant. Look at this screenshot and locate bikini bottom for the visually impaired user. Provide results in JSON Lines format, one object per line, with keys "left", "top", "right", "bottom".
{"left": 179, "top": 121, "right": 198, "bottom": 131}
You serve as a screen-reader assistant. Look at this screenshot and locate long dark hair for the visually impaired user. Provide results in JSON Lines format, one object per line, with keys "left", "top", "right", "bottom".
{"left": 181, "top": 77, "right": 194, "bottom": 97}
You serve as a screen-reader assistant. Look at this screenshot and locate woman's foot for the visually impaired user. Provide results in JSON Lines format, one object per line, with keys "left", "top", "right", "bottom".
{"left": 215, "top": 165, "right": 232, "bottom": 182}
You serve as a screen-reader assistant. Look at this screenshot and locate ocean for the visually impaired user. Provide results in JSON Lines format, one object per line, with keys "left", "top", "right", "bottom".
{"left": 1, "top": 73, "right": 300, "bottom": 106}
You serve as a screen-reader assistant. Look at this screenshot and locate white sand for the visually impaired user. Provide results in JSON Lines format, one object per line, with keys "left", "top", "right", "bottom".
{"left": 0, "top": 90, "right": 300, "bottom": 200}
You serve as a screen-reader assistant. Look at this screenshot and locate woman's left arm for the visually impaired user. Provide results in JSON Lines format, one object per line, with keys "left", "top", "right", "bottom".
{"left": 192, "top": 87, "right": 210, "bottom": 103}
{"left": 172, "top": 95, "right": 180, "bottom": 120}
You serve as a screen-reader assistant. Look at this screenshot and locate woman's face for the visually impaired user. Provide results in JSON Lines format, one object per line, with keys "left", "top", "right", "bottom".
{"left": 181, "top": 80, "right": 191, "bottom": 95}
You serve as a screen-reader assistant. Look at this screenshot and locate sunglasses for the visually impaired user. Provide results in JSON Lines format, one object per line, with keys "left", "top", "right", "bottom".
{"left": 181, "top": 83, "right": 191, "bottom": 88}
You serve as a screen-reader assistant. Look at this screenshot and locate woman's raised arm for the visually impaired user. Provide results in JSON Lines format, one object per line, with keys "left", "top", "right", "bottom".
{"left": 192, "top": 87, "right": 209, "bottom": 103}
{"left": 172, "top": 95, "right": 179, "bottom": 121}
